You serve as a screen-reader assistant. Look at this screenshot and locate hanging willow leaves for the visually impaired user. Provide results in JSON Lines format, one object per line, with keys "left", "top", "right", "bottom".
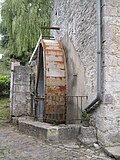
{"left": 0, "top": 0, "right": 51, "bottom": 62}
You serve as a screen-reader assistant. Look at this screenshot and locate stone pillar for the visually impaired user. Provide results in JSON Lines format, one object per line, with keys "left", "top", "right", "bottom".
{"left": 10, "top": 62, "right": 20, "bottom": 116}
{"left": 10, "top": 64, "right": 31, "bottom": 117}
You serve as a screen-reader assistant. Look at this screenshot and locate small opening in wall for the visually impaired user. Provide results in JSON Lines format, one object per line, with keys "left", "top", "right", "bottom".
{"left": 55, "top": 11, "right": 57, "bottom": 15}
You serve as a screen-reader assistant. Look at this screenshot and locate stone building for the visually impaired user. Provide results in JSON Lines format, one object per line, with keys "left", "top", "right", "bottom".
{"left": 51, "top": 0, "right": 120, "bottom": 146}
{"left": 10, "top": 0, "right": 120, "bottom": 151}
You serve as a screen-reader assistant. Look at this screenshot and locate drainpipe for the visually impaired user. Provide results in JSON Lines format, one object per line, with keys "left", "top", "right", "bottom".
{"left": 85, "top": 0, "right": 102, "bottom": 113}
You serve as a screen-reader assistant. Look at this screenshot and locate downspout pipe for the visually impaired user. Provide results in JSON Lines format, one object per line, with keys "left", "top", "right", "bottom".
{"left": 85, "top": 0, "right": 102, "bottom": 113}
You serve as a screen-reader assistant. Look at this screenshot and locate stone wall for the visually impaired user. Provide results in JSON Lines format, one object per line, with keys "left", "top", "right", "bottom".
{"left": 95, "top": 0, "right": 120, "bottom": 146}
{"left": 51, "top": 0, "right": 120, "bottom": 146}
{"left": 51, "top": 0, "right": 96, "bottom": 123}
{"left": 10, "top": 63, "right": 31, "bottom": 117}
{"left": 51, "top": 0, "right": 96, "bottom": 100}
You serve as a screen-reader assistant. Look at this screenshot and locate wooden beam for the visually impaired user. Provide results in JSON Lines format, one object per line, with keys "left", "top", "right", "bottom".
{"left": 42, "top": 35, "right": 54, "bottom": 39}
{"left": 40, "top": 26, "right": 60, "bottom": 30}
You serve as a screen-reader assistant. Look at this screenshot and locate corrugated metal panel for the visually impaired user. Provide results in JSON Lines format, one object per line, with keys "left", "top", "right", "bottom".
{"left": 41, "top": 39, "right": 67, "bottom": 123}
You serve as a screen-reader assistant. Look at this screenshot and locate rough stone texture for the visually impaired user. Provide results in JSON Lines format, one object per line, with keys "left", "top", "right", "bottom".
{"left": 51, "top": 0, "right": 96, "bottom": 100}
{"left": 51, "top": 0, "right": 120, "bottom": 146}
{"left": 10, "top": 65, "right": 31, "bottom": 117}
{"left": 18, "top": 117, "right": 80, "bottom": 141}
{"left": 10, "top": 62, "right": 20, "bottom": 116}
{"left": 104, "top": 146, "right": 120, "bottom": 160}
{"left": 62, "top": 34, "right": 87, "bottom": 122}
{"left": 51, "top": 0, "right": 97, "bottom": 126}
{"left": 95, "top": 0, "right": 120, "bottom": 146}
{"left": 12, "top": 117, "right": 19, "bottom": 125}
{"left": 78, "top": 126, "right": 97, "bottom": 146}
{"left": 0, "top": 124, "right": 114, "bottom": 160}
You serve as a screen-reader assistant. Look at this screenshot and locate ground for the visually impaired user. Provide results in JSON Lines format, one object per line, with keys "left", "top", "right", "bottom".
{"left": 0, "top": 97, "right": 115, "bottom": 160}
{"left": 0, "top": 123, "right": 115, "bottom": 160}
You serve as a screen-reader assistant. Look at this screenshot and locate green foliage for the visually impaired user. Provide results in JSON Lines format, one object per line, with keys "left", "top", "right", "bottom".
{"left": 81, "top": 110, "right": 91, "bottom": 121}
{"left": 0, "top": 54, "right": 11, "bottom": 76}
{"left": 0, "top": 0, "right": 51, "bottom": 63}
{"left": 0, "top": 97, "right": 9, "bottom": 122}
{"left": 0, "top": 75, "right": 10, "bottom": 95}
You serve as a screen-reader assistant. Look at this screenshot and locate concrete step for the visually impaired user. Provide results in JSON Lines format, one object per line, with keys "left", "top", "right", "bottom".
{"left": 104, "top": 146, "right": 120, "bottom": 160}
{"left": 17, "top": 117, "right": 81, "bottom": 142}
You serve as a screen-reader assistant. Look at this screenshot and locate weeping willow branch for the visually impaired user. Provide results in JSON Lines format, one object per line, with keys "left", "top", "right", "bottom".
{"left": 0, "top": 0, "right": 51, "bottom": 62}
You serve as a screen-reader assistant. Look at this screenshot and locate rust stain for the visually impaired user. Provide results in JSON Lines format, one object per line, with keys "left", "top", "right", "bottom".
{"left": 41, "top": 39, "right": 67, "bottom": 123}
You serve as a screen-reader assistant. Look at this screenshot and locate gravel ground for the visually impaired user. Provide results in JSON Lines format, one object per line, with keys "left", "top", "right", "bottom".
{"left": 0, "top": 123, "right": 115, "bottom": 160}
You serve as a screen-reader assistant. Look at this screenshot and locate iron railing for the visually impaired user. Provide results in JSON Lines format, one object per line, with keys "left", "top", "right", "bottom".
{"left": 33, "top": 95, "right": 88, "bottom": 124}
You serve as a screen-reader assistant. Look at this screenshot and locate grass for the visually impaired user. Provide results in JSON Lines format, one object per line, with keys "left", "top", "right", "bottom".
{"left": 0, "top": 56, "right": 10, "bottom": 123}
{"left": 0, "top": 61, "right": 10, "bottom": 76}
{"left": 0, "top": 97, "right": 10, "bottom": 123}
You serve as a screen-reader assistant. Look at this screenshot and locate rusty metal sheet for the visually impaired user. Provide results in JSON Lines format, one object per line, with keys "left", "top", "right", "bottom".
{"left": 46, "top": 78, "right": 66, "bottom": 86}
{"left": 41, "top": 39, "right": 67, "bottom": 123}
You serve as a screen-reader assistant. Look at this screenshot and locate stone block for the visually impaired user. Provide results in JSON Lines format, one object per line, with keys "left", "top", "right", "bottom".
{"left": 118, "top": 7, "right": 120, "bottom": 16}
{"left": 103, "top": 94, "right": 114, "bottom": 104}
{"left": 78, "top": 126, "right": 97, "bottom": 146}
{"left": 15, "top": 93, "right": 26, "bottom": 103}
{"left": 11, "top": 65, "right": 31, "bottom": 117}
{"left": 96, "top": 116, "right": 119, "bottom": 132}
{"left": 14, "top": 66, "right": 30, "bottom": 84}
{"left": 18, "top": 118, "right": 81, "bottom": 141}
{"left": 14, "top": 85, "right": 30, "bottom": 93}
{"left": 47, "top": 128, "right": 58, "bottom": 141}
{"left": 12, "top": 117, "right": 19, "bottom": 125}
{"left": 18, "top": 119, "right": 47, "bottom": 139}
{"left": 103, "top": 0, "right": 119, "bottom": 7}
{"left": 97, "top": 129, "right": 120, "bottom": 146}
{"left": 104, "top": 146, "right": 120, "bottom": 160}
{"left": 103, "top": 6, "right": 117, "bottom": 16}
{"left": 12, "top": 100, "right": 31, "bottom": 117}
{"left": 58, "top": 125, "right": 80, "bottom": 141}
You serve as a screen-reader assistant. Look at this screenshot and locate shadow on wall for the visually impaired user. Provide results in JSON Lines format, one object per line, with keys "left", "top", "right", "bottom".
{"left": 61, "top": 34, "right": 87, "bottom": 123}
